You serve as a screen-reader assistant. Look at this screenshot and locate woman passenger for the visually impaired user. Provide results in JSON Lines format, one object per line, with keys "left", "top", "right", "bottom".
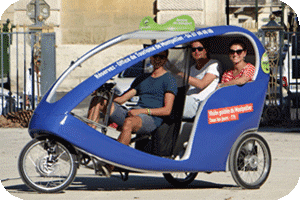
{"left": 219, "top": 40, "right": 255, "bottom": 87}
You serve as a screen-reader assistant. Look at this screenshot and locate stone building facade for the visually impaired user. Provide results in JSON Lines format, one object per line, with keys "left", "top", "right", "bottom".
{"left": 1, "top": 0, "right": 226, "bottom": 45}
{"left": 0, "top": 0, "right": 297, "bottom": 92}
{"left": 1, "top": 0, "right": 296, "bottom": 44}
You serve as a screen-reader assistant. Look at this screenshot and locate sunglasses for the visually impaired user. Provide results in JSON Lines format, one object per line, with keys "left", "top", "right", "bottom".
{"left": 229, "top": 49, "right": 244, "bottom": 55}
{"left": 191, "top": 47, "right": 205, "bottom": 52}
{"left": 152, "top": 54, "right": 167, "bottom": 59}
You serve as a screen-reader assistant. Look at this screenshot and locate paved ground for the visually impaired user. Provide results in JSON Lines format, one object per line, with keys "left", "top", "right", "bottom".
{"left": 1, "top": 127, "right": 300, "bottom": 200}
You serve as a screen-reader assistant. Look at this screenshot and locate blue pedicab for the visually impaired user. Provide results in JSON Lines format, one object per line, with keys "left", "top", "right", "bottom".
{"left": 18, "top": 16, "right": 271, "bottom": 193}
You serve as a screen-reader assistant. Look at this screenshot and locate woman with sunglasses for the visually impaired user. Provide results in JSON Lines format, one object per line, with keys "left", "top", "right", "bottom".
{"left": 219, "top": 40, "right": 255, "bottom": 87}
{"left": 177, "top": 39, "right": 221, "bottom": 119}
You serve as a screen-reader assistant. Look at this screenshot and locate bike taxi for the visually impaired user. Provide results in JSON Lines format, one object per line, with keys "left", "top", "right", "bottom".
{"left": 18, "top": 15, "right": 271, "bottom": 193}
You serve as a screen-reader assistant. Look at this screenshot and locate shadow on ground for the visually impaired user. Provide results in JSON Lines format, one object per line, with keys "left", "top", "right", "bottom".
{"left": 4, "top": 174, "right": 237, "bottom": 193}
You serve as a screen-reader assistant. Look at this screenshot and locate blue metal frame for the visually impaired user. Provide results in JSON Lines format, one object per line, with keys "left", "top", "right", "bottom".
{"left": 28, "top": 25, "right": 269, "bottom": 172}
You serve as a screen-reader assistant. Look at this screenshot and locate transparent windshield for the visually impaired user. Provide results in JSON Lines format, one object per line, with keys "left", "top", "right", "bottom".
{"left": 50, "top": 35, "right": 189, "bottom": 105}
{"left": 52, "top": 42, "right": 143, "bottom": 102}
{"left": 60, "top": 43, "right": 189, "bottom": 118}
{"left": 118, "top": 61, "right": 148, "bottom": 78}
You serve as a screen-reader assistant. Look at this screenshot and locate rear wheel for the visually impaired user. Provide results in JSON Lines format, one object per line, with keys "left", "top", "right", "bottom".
{"left": 163, "top": 172, "right": 198, "bottom": 187}
{"left": 229, "top": 133, "right": 271, "bottom": 189}
{"left": 18, "top": 138, "right": 77, "bottom": 193}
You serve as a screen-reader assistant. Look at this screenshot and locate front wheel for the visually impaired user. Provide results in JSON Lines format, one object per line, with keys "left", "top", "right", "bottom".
{"left": 229, "top": 133, "right": 271, "bottom": 189}
{"left": 18, "top": 138, "right": 77, "bottom": 193}
{"left": 163, "top": 172, "right": 198, "bottom": 187}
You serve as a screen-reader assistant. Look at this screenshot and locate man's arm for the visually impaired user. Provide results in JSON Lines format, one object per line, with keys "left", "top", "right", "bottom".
{"left": 128, "top": 92, "right": 175, "bottom": 117}
{"left": 114, "top": 89, "right": 137, "bottom": 105}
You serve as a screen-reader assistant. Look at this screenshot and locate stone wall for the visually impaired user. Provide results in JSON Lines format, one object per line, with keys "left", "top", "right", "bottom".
{"left": 156, "top": 0, "right": 225, "bottom": 26}
{"left": 0, "top": 4, "right": 15, "bottom": 24}
{"left": 1, "top": 0, "right": 226, "bottom": 92}
{"left": 60, "top": 0, "right": 155, "bottom": 44}
{"left": 2, "top": 0, "right": 226, "bottom": 45}
{"left": 1, "top": 0, "right": 62, "bottom": 45}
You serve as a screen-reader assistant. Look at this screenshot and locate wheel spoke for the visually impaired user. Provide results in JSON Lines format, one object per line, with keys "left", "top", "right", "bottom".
{"left": 28, "top": 155, "right": 37, "bottom": 167}
{"left": 230, "top": 133, "right": 271, "bottom": 189}
{"left": 56, "top": 149, "right": 67, "bottom": 160}
{"left": 18, "top": 139, "right": 77, "bottom": 193}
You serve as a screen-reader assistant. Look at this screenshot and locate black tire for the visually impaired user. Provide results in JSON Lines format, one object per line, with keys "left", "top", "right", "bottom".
{"left": 229, "top": 133, "right": 271, "bottom": 189}
{"left": 18, "top": 138, "right": 77, "bottom": 193}
{"left": 163, "top": 172, "right": 198, "bottom": 187}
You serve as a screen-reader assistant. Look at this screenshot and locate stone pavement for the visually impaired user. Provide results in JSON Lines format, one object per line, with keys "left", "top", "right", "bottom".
{"left": 0, "top": 127, "right": 300, "bottom": 200}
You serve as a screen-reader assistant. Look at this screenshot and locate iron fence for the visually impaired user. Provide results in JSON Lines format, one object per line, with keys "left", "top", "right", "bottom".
{"left": 281, "top": 32, "right": 300, "bottom": 121}
{"left": 1, "top": 28, "right": 42, "bottom": 116}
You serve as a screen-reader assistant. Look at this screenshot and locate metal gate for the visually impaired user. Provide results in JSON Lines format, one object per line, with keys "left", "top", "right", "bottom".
{"left": 281, "top": 32, "right": 300, "bottom": 121}
{"left": 0, "top": 21, "right": 56, "bottom": 116}
{"left": 260, "top": 30, "right": 300, "bottom": 125}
